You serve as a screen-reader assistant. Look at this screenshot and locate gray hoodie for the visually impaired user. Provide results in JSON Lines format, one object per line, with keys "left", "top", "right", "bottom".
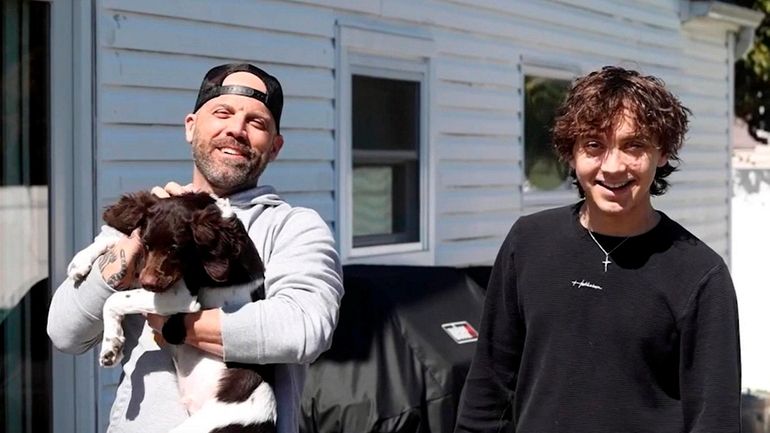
{"left": 47, "top": 186, "right": 344, "bottom": 433}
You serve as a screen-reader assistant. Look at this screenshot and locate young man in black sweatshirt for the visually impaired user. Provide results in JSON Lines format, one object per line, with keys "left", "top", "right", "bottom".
{"left": 454, "top": 66, "right": 741, "bottom": 433}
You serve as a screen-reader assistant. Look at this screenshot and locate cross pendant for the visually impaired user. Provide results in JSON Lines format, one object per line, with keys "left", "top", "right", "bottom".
{"left": 602, "top": 255, "right": 611, "bottom": 272}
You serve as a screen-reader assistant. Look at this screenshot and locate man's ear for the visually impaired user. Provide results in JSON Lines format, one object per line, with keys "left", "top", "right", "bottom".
{"left": 269, "top": 134, "right": 284, "bottom": 162}
{"left": 184, "top": 113, "right": 196, "bottom": 143}
{"left": 657, "top": 152, "right": 669, "bottom": 168}
{"left": 103, "top": 191, "right": 157, "bottom": 235}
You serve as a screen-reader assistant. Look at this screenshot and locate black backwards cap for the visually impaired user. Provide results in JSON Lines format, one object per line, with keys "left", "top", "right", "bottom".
{"left": 194, "top": 63, "right": 284, "bottom": 133}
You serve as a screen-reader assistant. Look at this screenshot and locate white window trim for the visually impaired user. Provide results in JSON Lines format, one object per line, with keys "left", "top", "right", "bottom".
{"left": 519, "top": 61, "right": 580, "bottom": 211}
{"left": 50, "top": 1, "right": 97, "bottom": 433}
{"left": 336, "top": 20, "right": 435, "bottom": 265}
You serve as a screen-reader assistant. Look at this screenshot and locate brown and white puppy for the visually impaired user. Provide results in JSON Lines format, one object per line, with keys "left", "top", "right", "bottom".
{"left": 68, "top": 191, "right": 275, "bottom": 433}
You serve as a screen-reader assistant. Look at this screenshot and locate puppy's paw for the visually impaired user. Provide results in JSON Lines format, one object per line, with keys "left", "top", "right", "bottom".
{"left": 99, "top": 336, "right": 125, "bottom": 367}
{"left": 67, "top": 258, "right": 93, "bottom": 282}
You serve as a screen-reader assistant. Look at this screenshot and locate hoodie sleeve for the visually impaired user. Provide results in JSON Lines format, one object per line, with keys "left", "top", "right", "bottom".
{"left": 220, "top": 207, "right": 343, "bottom": 364}
{"left": 47, "top": 226, "right": 122, "bottom": 354}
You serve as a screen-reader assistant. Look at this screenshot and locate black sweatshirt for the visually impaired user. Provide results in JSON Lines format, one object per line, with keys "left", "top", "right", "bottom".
{"left": 455, "top": 203, "right": 741, "bottom": 433}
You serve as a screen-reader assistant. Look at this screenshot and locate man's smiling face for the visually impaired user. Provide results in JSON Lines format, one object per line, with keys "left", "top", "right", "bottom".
{"left": 185, "top": 71, "right": 283, "bottom": 196}
{"left": 570, "top": 110, "right": 667, "bottom": 225}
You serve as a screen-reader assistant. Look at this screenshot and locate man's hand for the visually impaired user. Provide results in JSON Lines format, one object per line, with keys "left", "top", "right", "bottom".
{"left": 150, "top": 182, "right": 197, "bottom": 198}
{"left": 145, "top": 310, "right": 224, "bottom": 358}
{"left": 98, "top": 228, "right": 143, "bottom": 290}
{"left": 145, "top": 313, "right": 167, "bottom": 345}
{"left": 98, "top": 181, "right": 192, "bottom": 290}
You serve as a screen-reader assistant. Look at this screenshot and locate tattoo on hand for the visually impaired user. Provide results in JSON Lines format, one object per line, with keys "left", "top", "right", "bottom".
{"left": 104, "top": 249, "right": 129, "bottom": 288}
{"left": 98, "top": 249, "right": 117, "bottom": 272}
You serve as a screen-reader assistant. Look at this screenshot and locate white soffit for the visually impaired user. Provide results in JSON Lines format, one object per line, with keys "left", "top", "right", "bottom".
{"left": 683, "top": 1, "right": 765, "bottom": 56}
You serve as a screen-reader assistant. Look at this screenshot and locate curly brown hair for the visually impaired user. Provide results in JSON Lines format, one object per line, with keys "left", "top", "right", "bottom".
{"left": 551, "top": 66, "right": 690, "bottom": 196}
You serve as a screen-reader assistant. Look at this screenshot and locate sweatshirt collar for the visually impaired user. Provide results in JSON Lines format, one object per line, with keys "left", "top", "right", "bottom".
{"left": 224, "top": 185, "right": 284, "bottom": 208}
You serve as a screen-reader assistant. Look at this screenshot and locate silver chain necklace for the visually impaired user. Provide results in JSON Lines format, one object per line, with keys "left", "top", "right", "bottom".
{"left": 587, "top": 230, "right": 630, "bottom": 272}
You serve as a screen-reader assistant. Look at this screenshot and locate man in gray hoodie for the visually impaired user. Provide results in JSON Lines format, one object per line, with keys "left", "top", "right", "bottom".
{"left": 47, "top": 63, "right": 344, "bottom": 433}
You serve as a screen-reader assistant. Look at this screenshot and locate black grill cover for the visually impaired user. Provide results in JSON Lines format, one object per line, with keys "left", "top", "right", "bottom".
{"left": 300, "top": 265, "right": 488, "bottom": 433}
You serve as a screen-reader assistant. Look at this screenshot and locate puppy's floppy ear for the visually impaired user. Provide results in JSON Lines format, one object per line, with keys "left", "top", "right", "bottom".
{"left": 103, "top": 191, "right": 157, "bottom": 235}
{"left": 218, "top": 215, "right": 264, "bottom": 281}
{"left": 190, "top": 205, "right": 221, "bottom": 247}
{"left": 191, "top": 205, "right": 263, "bottom": 282}
{"left": 235, "top": 225, "right": 264, "bottom": 279}
{"left": 202, "top": 257, "right": 229, "bottom": 283}
{"left": 191, "top": 206, "right": 230, "bottom": 282}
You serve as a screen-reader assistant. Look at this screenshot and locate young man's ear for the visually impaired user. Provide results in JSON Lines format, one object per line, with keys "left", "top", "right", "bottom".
{"left": 184, "top": 113, "right": 197, "bottom": 143}
{"left": 269, "top": 134, "right": 284, "bottom": 162}
{"left": 657, "top": 152, "right": 669, "bottom": 168}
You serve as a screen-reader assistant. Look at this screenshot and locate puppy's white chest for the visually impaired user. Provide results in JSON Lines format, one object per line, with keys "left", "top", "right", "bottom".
{"left": 197, "top": 279, "right": 262, "bottom": 310}
{"left": 173, "top": 278, "right": 263, "bottom": 413}
{"left": 174, "top": 345, "right": 226, "bottom": 414}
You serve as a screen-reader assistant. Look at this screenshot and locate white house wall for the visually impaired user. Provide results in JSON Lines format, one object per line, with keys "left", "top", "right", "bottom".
{"left": 96, "top": 0, "right": 339, "bottom": 227}
{"left": 95, "top": 0, "right": 734, "bottom": 269}
{"left": 658, "top": 25, "right": 734, "bottom": 258}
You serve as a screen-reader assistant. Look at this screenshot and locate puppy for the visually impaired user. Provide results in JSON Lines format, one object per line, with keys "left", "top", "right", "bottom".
{"left": 68, "top": 191, "right": 276, "bottom": 433}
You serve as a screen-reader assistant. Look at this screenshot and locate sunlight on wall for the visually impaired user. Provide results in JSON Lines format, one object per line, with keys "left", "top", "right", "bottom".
{"left": 733, "top": 166, "right": 770, "bottom": 393}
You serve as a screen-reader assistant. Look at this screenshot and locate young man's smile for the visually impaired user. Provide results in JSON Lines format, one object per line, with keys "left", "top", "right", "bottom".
{"left": 571, "top": 111, "right": 667, "bottom": 235}
{"left": 596, "top": 179, "right": 633, "bottom": 191}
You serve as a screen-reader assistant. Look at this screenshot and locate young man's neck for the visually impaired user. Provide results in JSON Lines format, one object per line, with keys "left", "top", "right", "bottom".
{"left": 579, "top": 201, "right": 661, "bottom": 237}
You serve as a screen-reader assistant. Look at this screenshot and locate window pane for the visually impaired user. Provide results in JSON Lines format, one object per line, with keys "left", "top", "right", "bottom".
{"left": 0, "top": 1, "right": 51, "bottom": 432}
{"left": 351, "top": 74, "right": 421, "bottom": 248}
{"left": 352, "top": 75, "right": 420, "bottom": 151}
{"left": 352, "top": 161, "right": 419, "bottom": 248}
{"left": 353, "top": 166, "right": 393, "bottom": 237}
{"left": 524, "top": 75, "right": 571, "bottom": 191}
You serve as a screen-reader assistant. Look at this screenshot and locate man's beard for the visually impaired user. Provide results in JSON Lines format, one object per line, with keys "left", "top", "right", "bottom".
{"left": 191, "top": 135, "right": 267, "bottom": 194}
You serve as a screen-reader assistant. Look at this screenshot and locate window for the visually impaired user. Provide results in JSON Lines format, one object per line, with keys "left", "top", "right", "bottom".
{"left": 337, "top": 21, "right": 433, "bottom": 262}
{"left": 523, "top": 74, "right": 571, "bottom": 192}
{"left": 1, "top": 1, "right": 52, "bottom": 432}
{"left": 352, "top": 75, "right": 420, "bottom": 248}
